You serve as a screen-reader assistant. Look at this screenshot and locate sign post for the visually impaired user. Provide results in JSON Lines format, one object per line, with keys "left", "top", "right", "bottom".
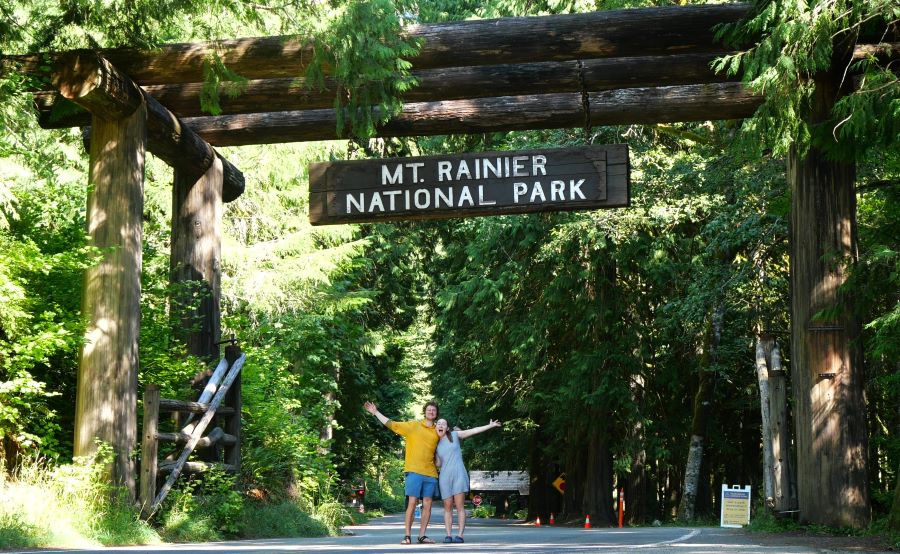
{"left": 720, "top": 485, "right": 751, "bottom": 528}
{"left": 309, "top": 145, "right": 629, "bottom": 225}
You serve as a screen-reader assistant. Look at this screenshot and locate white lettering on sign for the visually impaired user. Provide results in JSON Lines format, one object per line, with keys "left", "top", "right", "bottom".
{"left": 510, "top": 179, "right": 586, "bottom": 204}
{"left": 345, "top": 185, "right": 499, "bottom": 214}
{"left": 431, "top": 155, "right": 549, "bottom": 182}
{"left": 381, "top": 162, "right": 426, "bottom": 185}
{"left": 342, "top": 152, "right": 605, "bottom": 216}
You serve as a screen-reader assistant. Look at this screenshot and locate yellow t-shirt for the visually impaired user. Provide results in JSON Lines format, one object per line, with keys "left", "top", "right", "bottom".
{"left": 386, "top": 419, "right": 439, "bottom": 478}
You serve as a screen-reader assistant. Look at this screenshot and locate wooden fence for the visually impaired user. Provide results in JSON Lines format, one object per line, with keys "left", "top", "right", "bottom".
{"left": 139, "top": 344, "right": 245, "bottom": 519}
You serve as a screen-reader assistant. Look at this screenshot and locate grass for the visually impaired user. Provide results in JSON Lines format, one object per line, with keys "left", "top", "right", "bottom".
{"left": 0, "top": 449, "right": 160, "bottom": 549}
{"left": 0, "top": 450, "right": 353, "bottom": 549}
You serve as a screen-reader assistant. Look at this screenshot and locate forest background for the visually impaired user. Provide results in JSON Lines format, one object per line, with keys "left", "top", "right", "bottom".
{"left": 0, "top": 0, "right": 898, "bottom": 548}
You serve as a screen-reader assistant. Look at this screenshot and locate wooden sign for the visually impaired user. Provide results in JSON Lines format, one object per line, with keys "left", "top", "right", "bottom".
{"left": 308, "top": 144, "right": 629, "bottom": 225}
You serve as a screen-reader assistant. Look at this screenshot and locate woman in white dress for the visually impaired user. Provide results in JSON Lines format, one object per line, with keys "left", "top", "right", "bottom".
{"left": 434, "top": 418, "right": 502, "bottom": 543}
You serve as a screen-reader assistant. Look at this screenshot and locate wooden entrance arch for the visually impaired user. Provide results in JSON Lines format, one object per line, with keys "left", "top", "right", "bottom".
{"left": 1, "top": 2, "right": 880, "bottom": 526}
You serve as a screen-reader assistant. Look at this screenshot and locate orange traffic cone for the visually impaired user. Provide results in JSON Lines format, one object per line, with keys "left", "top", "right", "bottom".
{"left": 549, "top": 513, "right": 555, "bottom": 525}
{"left": 584, "top": 514, "right": 592, "bottom": 529}
{"left": 536, "top": 516, "right": 542, "bottom": 526}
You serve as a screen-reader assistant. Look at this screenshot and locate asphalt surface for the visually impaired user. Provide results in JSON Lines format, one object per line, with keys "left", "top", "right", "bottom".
{"left": 7, "top": 506, "right": 892, "bottom": 553}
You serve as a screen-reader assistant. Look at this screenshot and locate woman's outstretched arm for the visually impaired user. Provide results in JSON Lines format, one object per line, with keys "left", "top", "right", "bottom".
{"left": 456, "top": 419, "right": 502, "bottom": 440}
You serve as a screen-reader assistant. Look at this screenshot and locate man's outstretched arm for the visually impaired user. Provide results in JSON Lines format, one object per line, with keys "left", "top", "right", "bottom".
{"left": 364, "top": 401, "right": 390, "bottom": 425}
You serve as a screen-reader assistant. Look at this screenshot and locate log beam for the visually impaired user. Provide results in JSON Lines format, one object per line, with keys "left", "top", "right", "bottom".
{"left": 157, "top": 461, "right": 237, "bottom": 474}
{"left": 36, "top": 52, "right": 732, "bottom": 125}
{"left": 51, "top": 51, "right": 245, "bottom": 202}
{"left": 9, "top": 4, "right": 751, "bottom": 87}
{"left": 33, "top": 43, "right": 890, "bottom": 129}
{"left": 158, "top": 398, "right": 235, "bottom": 415}
{"left": 157, "top": 427, "right": 237, "bottom": 447}
{"left": 181, "top": 82, "right": 761, "bottom": 147}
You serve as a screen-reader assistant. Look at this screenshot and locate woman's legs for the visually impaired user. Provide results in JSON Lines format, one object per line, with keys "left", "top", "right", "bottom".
{"left": 454, "top": 493, "right": 466, "bottom": 537}
{"left": 443, "top": 497, "right": 453, "bottom": 537}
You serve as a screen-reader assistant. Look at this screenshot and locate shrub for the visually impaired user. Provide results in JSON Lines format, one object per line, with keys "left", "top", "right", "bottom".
{"left": 237, "top": 500, "right": 331, "bottom": 538}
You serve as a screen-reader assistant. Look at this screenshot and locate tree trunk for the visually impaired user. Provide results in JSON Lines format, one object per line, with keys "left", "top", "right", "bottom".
{"left": 678, "top": 303, "right": 724, "bottom": 521}
{"left": 527, "top": 424, "right": 555, "bottom": 521}
{"left": 756, "top": 335, "right": 776, "bottom": 509}
{"left": 74, "top": 102, "right": 147, "bottom": 501}
{"left": 170, "top": 157, "right": 223, "bottom": 361}
{"left": 582, "top": 422, "right": 616, "bottom": 525}
{"left": 891, "top": 462, "right": 900, "bottom": 529}
{"left": 627, "top": 374, "right": 651, "bottom": 524}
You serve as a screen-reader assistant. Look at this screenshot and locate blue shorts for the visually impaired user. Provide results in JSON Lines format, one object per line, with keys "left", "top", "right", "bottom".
{"left": 404, "top": 472, "right": 438, "bottom": 499}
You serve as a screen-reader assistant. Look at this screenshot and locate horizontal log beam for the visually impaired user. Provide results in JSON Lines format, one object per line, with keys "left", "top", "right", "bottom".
{"left": 49, "top": 51, "right": 245, "bottom": 202}
{"left": 51, "top": 51, "right": 143, "bottom": 120}
{"left": 181, "top": 83, "right": 762, "bottom": 147}
{"left": 157, "top": 461, "right": 237, "bottom": 474}
{"left": 7, "top": 4, "right": 751, "bottom": 88}
{"left": 36, "top": 52, "right": 732, "bottom": 126}
{"left": 159, "top": 398, "right": 235, "bottom": 415}
{"left": 157, "top": 427, "right": 236, "bottom": 447}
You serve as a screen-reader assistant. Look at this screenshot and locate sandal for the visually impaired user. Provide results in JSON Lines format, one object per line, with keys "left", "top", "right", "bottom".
{"left": 452, "top": 536, "right": 465, "bottom": 543}
{"left": 418, "top": 536, "right": 435, "bottom": 544}
{"left": 443, "top": 536, "right": 453, "bottom": 543}
{"left": 401, "top": 535, "right": 411, "bottom": 544}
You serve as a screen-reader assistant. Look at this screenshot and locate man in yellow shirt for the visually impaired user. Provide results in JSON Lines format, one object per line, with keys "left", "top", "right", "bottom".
{"left": 364, "top": 400, "right": 440, "bottom": 544}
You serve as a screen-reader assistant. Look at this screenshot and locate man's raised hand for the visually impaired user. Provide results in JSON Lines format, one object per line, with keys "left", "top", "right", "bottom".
{"left": 364, "top": 401, "right": 377, "bottom": 415}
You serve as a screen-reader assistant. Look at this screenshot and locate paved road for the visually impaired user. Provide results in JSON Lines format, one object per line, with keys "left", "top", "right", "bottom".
{"left": 8, "top": 507, "right": 890, "bottom": 553}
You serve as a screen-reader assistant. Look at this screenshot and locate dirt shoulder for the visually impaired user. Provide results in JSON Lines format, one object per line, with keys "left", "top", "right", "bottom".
{"left": 744, "top": 529, "right": 896, "bottom": 552}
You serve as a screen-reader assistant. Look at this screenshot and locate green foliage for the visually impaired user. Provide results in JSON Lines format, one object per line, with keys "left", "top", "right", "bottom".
{"left": 200, "top": 55, "right": 249, "bottom": 116}
{"left": 236, "top": 500, "right": 330, "bottom": 538}
{"left": 354, "top": 458, "right": 406, "bottom": 513}
{"left": 471, "top": 504, "right": 495, "bottom": 518}
{"left": 158, "top": 467, "right": 244, "bottom": 540}
{"left": 305, "top": 0, "right": 421, "bottom": 138}
{"left": 0, "top": 444, "right": 160, "bottom": 548}
{"left": 715, "top": 0, "right": 899, "bottom": 159}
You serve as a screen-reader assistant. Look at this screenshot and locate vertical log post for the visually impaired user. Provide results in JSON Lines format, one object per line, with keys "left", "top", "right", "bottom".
{"left": 140, "top": 385, "right": 160, "bottom": 517}
{"left": 767, "top": 341, "right": 796, "bottom": 513}
{"left": 788, "top": 45, "right": 870, "bottom": 526}
{"left": 223, "top": 343, "right": 242, "bottom": 473}
{"left": 53, "top": 52, "right": 147, "bottom": 500}
{"left": 171, "top": 157, "right": 224, "bottom": 361}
